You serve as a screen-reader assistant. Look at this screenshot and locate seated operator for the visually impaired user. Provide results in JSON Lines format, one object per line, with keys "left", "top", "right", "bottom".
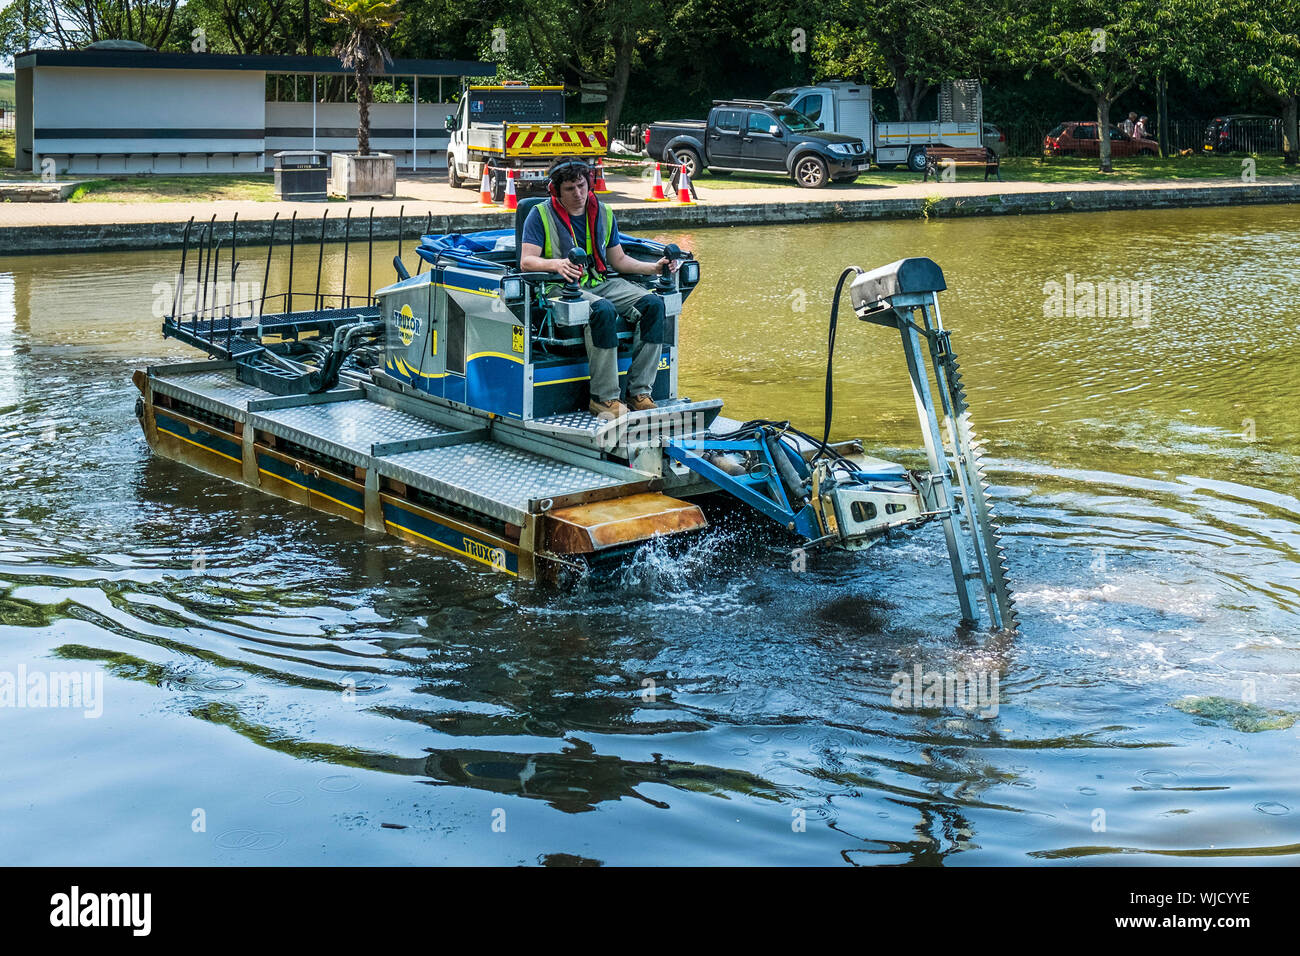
{"left": 519, "top": 160, "right": 683, "bottom": 420}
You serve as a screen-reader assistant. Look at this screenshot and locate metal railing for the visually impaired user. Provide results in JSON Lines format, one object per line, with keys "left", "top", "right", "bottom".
{"left": 611, "top": 123, "right": 643, "bottom": 147}
{"left": 614, "top": 117, "right": 1285, "bottom": 160}
{"left": 989, "top": 118, "right": 1285, "bottom": 158}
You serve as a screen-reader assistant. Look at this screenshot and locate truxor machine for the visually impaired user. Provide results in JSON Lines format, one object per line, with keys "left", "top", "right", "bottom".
{"left": 135, "top": 203, "right": 1016, "bottom": 631}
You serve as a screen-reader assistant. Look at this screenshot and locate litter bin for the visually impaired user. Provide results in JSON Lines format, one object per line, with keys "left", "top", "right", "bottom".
{"left": 274, "top": 150, "right": 328, "bottom": 202}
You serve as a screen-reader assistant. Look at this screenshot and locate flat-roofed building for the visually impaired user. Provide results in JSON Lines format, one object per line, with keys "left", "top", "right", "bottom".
{"left": 12, "top": 47, "right": 494, "bottom": 175}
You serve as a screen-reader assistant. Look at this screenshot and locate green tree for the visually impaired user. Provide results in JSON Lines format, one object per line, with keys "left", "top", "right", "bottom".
{"left": 42, "top": 0, "right": 180, "bottom": 49}
{"left": 487, "top": 0, "right": 670, "bottom": 131}
{"left": 208, "top": 0, "right": 295, "bottom": 53}
{"left": 324, "top": 0, "right": 402, "bottom": 155}
{"left": 170, "top": 0, "right": 299, "bottom": 54}
{"left": 0, "top": 0, "right": 50, "bottom": 59}
{"left": 811, "top": 22, "right": 889, "bottom": 92}
{"left": 1002, "top": 0, "right": 1209, "bottom": 171}
{"left": 393, "top": 0, "right": 502, "bottom": 63}
{"left": 792, "top": 0, "right": 997, "bottom": 120}
{"left": 1217, "top": 0, "right": 1300, "bottom": 164}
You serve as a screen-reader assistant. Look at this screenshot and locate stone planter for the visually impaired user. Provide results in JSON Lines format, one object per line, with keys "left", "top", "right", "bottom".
{"left": 329, "top": 152, "right": 396, "bottom": 200}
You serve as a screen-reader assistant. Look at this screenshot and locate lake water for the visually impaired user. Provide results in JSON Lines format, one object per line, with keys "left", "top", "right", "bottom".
{"left": 1, "top": 204, "right": 1298, "bottom": 865}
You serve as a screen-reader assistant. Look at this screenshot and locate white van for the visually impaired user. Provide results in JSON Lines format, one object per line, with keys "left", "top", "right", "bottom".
{"left": 770, "top": 82, "right": 984, "bottom": 171}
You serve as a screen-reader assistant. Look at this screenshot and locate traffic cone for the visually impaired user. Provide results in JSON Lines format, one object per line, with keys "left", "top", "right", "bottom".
{"left": 644, "top": 163, "right": 669, "bottom": 201}
{"left": 504, "top": 169, "right": 518, "bottom": 210}
{"left": 675, "top": 168, "right": 696, "bottom": 205}
{"left": 478, "top": 170, "right": 495, "bottom": 206}
{"left": 593, "top": 160, "right": 611, "bottom": 194}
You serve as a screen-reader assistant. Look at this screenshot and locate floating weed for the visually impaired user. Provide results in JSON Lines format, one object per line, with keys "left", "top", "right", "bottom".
{"left": 1171, "top": 696, "right": 1298, "bottom": 733}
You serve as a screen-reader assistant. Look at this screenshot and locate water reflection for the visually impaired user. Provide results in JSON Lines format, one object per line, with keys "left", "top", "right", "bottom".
{"left": 2, "top": 205, "right": 1299, "bottom": 864}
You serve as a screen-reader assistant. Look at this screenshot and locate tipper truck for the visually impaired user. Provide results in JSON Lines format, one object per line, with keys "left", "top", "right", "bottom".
{"left": 444, "top": 83, "right": 609, "bottom": 201}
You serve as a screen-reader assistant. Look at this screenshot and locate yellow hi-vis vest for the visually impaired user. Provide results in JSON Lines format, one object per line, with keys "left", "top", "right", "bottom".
{"left": 537, "top": 198, "right": 616, "bottom": 288}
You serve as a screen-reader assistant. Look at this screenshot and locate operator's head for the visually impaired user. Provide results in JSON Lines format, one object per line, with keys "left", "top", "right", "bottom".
{"left": 548, "top": 160, "right": 593, "bottom": 216}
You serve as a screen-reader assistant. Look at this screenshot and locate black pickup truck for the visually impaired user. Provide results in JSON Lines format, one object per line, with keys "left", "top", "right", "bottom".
{"left": 644, "top": 99, "right": 869, "bottom": 187}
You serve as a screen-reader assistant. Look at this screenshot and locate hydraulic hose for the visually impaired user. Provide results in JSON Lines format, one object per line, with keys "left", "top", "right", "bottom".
{"left": 816, "top": 266, "right": 865, "bottom": 462}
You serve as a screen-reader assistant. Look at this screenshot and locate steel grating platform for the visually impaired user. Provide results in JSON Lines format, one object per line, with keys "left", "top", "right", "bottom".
{"left": 164, "top": 318, "right": 264, "bottom": 359}
{"left": 377, "top": 440, "right": 630, "bottom": 526}
{"left": 165, "top": 306, "right": 382, "bottom": 360}
{"left": 257, "top": 305, "right": 381, "bottom": 331}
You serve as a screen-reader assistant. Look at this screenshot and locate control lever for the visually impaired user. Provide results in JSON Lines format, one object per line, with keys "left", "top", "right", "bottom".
{"left": 561, "top": 249, "right": 589, "bottom": 300}
{"left": 656, "top": 243, "right": 690, "bottom": 293}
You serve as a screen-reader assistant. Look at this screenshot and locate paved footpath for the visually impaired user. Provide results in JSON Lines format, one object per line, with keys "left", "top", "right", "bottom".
{"left": 3, "top": 173, "right": 1299, "bottom": 254}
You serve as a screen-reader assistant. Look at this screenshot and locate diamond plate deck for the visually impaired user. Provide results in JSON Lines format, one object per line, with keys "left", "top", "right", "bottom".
{"left": 151, "top": 367, "right": 275, "bottom": 421}
{"left": 377, "top": 441, "right": 627, "bottom": 525}
{"left": 252, "top": 400, "right": 455, "bottom": 466}
{"left": 528, "top": 398, "right": 724, "bottom": 448}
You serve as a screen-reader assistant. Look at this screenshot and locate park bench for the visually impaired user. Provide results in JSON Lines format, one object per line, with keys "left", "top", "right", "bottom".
{"left": 922, "top": 146, "right": 1002, "bottom": 182}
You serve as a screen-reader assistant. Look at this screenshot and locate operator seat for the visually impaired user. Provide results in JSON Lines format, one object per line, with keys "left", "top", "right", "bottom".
{"left": 513, "top": 194, "right": 638, "bottom": 350}
{"left": 514, "top": 195, "right": 547, "bottom": 265}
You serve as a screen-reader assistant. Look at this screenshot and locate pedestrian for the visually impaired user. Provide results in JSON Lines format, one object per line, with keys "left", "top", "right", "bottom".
{"left": 1135, "top": 115, "right": 1151, "bottom": 140}
{"left": 1121, "top": 112, "right": 1138, "bottom": 136}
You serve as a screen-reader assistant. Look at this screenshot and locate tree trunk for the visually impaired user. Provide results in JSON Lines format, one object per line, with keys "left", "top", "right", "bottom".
{"left": 357, "top": 68, "right": 371, "bottom": 156}
{"left": 1096, "top": 94, "right": 1113, "bottom": 172}
{"left": 893, "top": 74, "right": 931, "bottom": 122}
{"left": 1156, "top": 71, "right": 1169, "bottom": 159}
{"left": 603, "top": 34, "right": 634, "bottom": 134}
{"left": 1283, "top": 95, "right": 1299, "bottom": 167}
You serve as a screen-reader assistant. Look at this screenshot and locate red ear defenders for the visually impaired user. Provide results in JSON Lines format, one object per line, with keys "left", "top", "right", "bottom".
{"left": 547, "top": 160, "right": 596, "bottom": 197}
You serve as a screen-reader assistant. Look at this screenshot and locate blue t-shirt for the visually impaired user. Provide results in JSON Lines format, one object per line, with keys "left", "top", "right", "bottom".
{"left": 521, "top": 202, "right": 620, "bottom": 257}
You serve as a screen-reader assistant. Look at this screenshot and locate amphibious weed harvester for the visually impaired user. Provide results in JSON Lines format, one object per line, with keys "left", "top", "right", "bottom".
{"left": 135, "top": 205, "right": 1016, "bottom": 631}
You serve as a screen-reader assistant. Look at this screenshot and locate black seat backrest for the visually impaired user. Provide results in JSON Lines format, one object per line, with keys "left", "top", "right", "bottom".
{"left": 515, "top": 195, "right": 548, "bottom": 266}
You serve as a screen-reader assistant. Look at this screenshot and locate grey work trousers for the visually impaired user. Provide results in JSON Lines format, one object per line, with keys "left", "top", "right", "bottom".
{"left": 580, "top": 277, "right": 664, "bottom": 404}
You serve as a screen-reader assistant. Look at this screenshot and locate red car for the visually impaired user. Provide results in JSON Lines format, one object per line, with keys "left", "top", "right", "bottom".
{"left": 1044, "top": 122, "right": 1159, "bottom": 158}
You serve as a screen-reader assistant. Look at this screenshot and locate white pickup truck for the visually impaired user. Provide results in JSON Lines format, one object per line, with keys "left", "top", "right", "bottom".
{"left": 769, "top": 82, "right": 985, "bottom": 172}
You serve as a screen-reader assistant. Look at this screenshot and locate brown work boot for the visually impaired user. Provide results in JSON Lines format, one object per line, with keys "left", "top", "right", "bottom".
{"left": 627, "top": 393, "right": 657, "bottom": 412}
{"left": 589, "top": 397, "right": 628, "bottom": 420}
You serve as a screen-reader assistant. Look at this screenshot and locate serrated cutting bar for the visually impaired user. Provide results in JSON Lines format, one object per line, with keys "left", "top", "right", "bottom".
{"left": 925, "top": 305, "right": 1018, "bottom": 632}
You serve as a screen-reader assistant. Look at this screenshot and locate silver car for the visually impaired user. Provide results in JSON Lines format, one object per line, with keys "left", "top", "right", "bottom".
{"left": 983, "top": 123, "right": 1008, "bottom": 157}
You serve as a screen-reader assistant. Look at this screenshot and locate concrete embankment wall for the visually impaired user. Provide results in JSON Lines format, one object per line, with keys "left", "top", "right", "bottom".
{"left": 4, "top": 181, "right": 1300, "bottom": 255}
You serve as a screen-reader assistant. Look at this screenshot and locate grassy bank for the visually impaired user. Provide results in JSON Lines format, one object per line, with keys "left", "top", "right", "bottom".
{"left": 3, "top": 146, "right": 1294, "bottom": 201}
{"left": 997, "top": 154, "right": 1300, "bottom": 182}
{"left": 613, "top": 152, "right": 1298, "bottom": 190}
{"left": 68, "top": 174, "right": 277, "bottom": 202}
{"left": 845, "top": 154, "right": 1300, "bottom": 185}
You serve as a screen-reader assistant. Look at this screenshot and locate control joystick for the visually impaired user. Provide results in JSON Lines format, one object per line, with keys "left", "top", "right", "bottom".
{"left": 656, "top": 243, "right": 687, "bottom": 293}
{"left": 561, "top": 249, "right": 589, "bottom": 300}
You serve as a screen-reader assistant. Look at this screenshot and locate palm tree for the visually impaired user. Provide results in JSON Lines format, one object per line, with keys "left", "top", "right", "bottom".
{"left": 324, "top": 0, "right": 402, "bottom": 156}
